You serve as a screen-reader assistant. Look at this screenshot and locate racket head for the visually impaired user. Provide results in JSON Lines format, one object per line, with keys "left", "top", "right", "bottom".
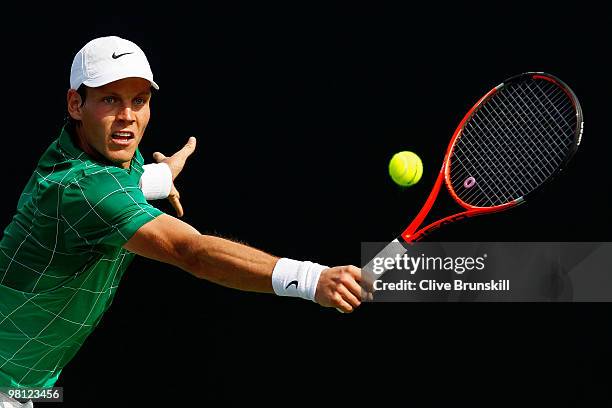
{"left": 444, "top": 72, "right": 583, "bottom": 211}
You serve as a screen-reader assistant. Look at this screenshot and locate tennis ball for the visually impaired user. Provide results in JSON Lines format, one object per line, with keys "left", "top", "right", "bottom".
{"left": 388, "top": 151, "right": 423, "bottom": 187}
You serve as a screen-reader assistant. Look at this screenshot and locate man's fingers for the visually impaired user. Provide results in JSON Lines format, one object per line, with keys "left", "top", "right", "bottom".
{"left": 178, "top": 137, "right": 197, "bottom": 158}
{"left": 335, "top": 297, "right": 354, "bottom": 313}
{"left": 168, "top": 190, "right": 184, "bottom": 217}
{"left": 344, "top": 265, "right": 362, "bottom": 282}
{"left": 347, "top": 265, "right": 376, "bottom": 293}
{"left": 341, "top": 265, "right": 374, "bottom": 299}
{"left": 169, "top": 196, "right": 184, "bottom": 218}
{"left": 153, "top": 136, "right": 196, "bottom": 165}
{"left": 342, "top": 274, "right": 365, "bottom": 301}
{"left": 153, "top": 152, "right": 167, "bottom": 162}
{"left": 337, "top": 285, "right": 361, "bottom": 310}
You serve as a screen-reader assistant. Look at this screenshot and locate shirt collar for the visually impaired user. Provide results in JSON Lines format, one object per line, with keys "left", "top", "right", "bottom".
{"left": 58, "top": 125, "right": 144, "bottom": 171}
{"left": 58, "top": 125, "right": 87, "bottom": 160}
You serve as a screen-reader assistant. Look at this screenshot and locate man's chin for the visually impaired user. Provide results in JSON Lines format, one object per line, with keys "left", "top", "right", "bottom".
{"left": 106, "top": 153, "right": 134, "bottom": 169}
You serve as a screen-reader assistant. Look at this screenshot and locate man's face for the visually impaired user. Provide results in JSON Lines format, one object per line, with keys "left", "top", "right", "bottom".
{"left": 69, "top": 77, "right": 152, "bottom": 168}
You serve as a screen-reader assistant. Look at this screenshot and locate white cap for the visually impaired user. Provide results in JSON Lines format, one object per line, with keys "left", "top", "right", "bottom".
{"left": 70, "top": 36, "right": 159, "bottom": 90}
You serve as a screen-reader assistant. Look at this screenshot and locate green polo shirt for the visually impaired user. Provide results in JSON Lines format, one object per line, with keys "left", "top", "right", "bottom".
{"left": 0, "top": 126, "right": 163, "bottom": 388}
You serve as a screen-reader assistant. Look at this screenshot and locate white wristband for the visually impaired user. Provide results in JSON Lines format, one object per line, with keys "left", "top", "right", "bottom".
{"left": 271, "top": 258, "right": 327, "bottom": 301}
{"left": 139, "top": 163, "right": 172, "bottom": 200}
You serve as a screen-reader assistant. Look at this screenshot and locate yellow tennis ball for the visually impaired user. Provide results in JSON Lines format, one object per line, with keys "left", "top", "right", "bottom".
{"left": 388, "top": 151, "right": 423, "bottom": 187}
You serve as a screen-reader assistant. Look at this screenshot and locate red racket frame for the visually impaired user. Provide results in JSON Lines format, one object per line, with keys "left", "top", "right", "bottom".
{"left": 401, "top": 73, "right": 581, "bottom": 243}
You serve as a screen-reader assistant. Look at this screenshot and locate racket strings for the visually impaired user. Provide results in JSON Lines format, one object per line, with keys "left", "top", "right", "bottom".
{"left": 465, "top": 86, "right": 568, "bottom": 196}
{"left": 453, "top": 101, "right": 546, "bottom": 205}
{"left": 450, "top": 78, "right": 577, "bottom": 207}
{"left": 507, "top": 82, "right": 573, "bottom": 160}
{"left": 455, "top": 89, "right": 572, "bottom": 207}
{"left": 455, "top": 85, "right": 574, "bottom": 206}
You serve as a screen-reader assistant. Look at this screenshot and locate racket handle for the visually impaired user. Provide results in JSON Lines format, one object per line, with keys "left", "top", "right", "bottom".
{"left": 361, "top": 238, "right": 411, "bottom": 288}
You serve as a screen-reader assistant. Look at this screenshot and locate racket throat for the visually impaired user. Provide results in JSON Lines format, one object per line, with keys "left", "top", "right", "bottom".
{"left": 402, "top": 169, "right": 446, "bottom": 241}
{"left": 404, "top": 211, "right": 472, "bottom": 242}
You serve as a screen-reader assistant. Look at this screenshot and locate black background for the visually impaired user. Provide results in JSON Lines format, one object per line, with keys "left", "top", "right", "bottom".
{"left": 1, "top": 4, "right": 611, "bottom": 407}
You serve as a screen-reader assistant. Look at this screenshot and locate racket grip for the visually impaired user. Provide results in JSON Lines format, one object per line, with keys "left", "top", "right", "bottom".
{"left": 361, "top": 238, "right": 411, "bottom": 289}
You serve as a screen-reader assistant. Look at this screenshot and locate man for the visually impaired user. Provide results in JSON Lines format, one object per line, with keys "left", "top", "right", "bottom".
{"left": 0, "top": 36, "right": 364, "bottom": 399}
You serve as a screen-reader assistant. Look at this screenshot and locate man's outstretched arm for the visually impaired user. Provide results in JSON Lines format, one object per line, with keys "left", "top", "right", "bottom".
{"left": 123, "top": 214, "right": 364, "bottom": 312}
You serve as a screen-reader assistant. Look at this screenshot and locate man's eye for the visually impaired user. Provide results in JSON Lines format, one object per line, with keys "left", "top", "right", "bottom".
{"left": 134, "top": 97, "right": 145, "bottom": 106}
{"left": 103, "top": 96, "right": 116, "bottom": 104}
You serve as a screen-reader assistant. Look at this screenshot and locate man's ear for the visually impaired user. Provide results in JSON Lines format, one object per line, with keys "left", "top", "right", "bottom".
{"left": 67, "top": 89, "right": 84, "bottom": 121}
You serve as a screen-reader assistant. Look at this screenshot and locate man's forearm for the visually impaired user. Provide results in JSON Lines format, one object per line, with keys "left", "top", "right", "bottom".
{"left": 180, "top": 234, "right": 278, "bottom": 293}
{"left": 124, "top": 214, "right": 327, "bottom": 302}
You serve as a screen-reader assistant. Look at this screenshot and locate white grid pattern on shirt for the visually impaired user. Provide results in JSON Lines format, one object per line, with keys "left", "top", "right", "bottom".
{"left": 0, "top": 144, "right": 159, "bottom": 386}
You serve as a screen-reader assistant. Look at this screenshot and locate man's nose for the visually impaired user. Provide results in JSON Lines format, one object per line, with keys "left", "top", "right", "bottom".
{"left": 117, "top": 106, "right": 135, "bottom": 122}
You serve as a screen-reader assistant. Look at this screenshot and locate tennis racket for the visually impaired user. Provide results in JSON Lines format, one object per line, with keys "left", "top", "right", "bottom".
{"left": 362, "top": 72, "right": 583, "bottom": 285}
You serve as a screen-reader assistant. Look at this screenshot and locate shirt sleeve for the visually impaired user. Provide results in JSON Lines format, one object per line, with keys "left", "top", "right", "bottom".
{"left": 61, "top": 167, "right": 164, "bottom": 252}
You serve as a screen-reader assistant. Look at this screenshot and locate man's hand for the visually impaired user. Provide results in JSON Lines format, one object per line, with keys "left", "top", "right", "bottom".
{"left": 315, "top": 265, "right": 370, "bottom": 313}
{"left": 152, "top": 137, "right": 197, "bottom": 217}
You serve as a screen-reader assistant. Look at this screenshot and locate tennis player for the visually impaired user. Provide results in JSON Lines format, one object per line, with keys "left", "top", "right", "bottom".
{"left": 0, "top": 36, "right": 364, "bottom": 401}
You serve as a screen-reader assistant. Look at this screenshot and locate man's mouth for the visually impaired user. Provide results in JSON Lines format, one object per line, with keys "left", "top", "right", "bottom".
{"left": 111, "top": 131, "right": 135, "bottom": 146}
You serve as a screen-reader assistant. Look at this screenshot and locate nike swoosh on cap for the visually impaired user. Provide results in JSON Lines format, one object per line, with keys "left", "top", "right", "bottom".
{"left": 112, "top": 51, "right": 134, "bottom": 59}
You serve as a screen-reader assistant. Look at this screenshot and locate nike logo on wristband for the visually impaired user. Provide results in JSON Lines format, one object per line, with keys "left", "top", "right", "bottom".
{"left": 112, "top": 51, "right": 134, "bottom": 59}
{"left": 285, "top": 280, "right": 299, "bottom": 290}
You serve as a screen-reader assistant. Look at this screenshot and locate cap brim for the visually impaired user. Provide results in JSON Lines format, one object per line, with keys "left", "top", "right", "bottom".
{"left": 83, "top": 71, "right": 159, "bottom": 90}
